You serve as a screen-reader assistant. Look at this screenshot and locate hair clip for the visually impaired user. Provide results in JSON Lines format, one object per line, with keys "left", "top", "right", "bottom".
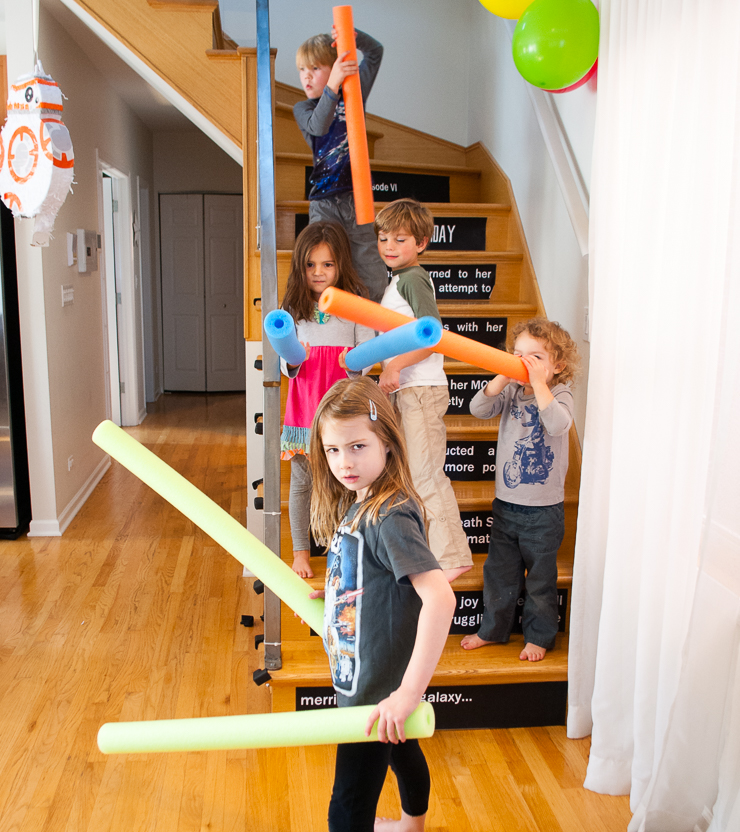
{"left": 368, "top": 400, "right": 378, "bottom": 421}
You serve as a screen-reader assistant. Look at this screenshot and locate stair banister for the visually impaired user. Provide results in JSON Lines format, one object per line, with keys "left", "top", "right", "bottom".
{"left": 256, "top": 0, "right": 282, "bottom": 671}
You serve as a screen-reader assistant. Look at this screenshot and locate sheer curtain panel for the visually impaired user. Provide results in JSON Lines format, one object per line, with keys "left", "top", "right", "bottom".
{"left": 566, "top": 0, "right": 740, "bottom": 828}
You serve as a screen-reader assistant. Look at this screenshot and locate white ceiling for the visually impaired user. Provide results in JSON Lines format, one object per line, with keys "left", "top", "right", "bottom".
{"left": 41, "top": 0, "right": 197, "bottom": 132}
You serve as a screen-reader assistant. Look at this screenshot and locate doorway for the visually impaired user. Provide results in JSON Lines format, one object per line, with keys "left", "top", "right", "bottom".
{"left": 159, "top": 193, "right": 244, "bottom": 392}
{"left": 99, "top": 164, "right": 147, "bottom": 426}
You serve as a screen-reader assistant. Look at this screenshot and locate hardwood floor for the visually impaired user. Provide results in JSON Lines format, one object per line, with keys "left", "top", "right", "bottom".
{"left": 0, "top": 393, "right": 632, "bottom": 831}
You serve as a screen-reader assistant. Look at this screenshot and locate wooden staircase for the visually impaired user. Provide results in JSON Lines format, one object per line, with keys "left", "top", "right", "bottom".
{"left": 81, "top": 0, "right": 581, "bottom": 729}
{"left": 264, "top": 83, "right": 581, "bottom": 729}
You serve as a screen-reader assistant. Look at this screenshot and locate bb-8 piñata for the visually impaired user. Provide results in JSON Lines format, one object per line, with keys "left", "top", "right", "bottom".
{"left": 0, "top": 61, "right": 74, "bottom": 246}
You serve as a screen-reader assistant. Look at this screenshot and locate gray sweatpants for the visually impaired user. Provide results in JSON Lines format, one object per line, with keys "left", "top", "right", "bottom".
{"left": 289, "top": 454, "right": 312, "bottom": 552}
{"left": 308, "top": 191, "right": 389, "bottom": 303}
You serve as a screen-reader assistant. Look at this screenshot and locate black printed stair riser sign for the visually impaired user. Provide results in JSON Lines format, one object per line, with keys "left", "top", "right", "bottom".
{"left": 512, "top": 588, "right": 568, "bottom": 635}
{"left": 296, "top": 687, "right": 338, "bottom": 709}
{"left": 451, "top": 591, "right": 485, "bottom": 632}
{"left": 444, "top": 440, "right": 497, "bottom": 481}
{"left": 427, "top": 217, "right": 487, "bottom": 251}
{"left": 450, "top": 589, "right": 568, "bottom": 635}
{"left": 459, "top": 510, "right": 493, "bottom": 553}
{"left": 303, "top": 167, "right": 451, "bottom": 203}
{"left": 295, "top": 213, "right": 309, "bottom": 238}
{"left": 422, "top": 683, "right": 568, "bottom": 729}
{"left": 428, "top": 263, "right": 497, "bottom": 299}
{"left": 442, "top": 317, "right": 507, "bottom": 350}
{"left": 447, "top": 374, "right": 494, "bottom": 415}
{"left": 372, "top": 170, "right": 450, "bottom": 202}
{"left": 296, "top": 683, "right": 568, "bottom": 728}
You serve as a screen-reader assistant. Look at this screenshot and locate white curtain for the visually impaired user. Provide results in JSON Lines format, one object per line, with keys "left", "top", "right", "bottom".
{"left": 567, "top": 0, "right": 740, "bottom": 827}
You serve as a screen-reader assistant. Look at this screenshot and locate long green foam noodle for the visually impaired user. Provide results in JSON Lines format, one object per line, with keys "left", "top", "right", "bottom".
{"left": 97, "top": 702, "right": 435, "bottom": 754}
{"left": 92, "top": 420, "right": 324, "bottom": 633}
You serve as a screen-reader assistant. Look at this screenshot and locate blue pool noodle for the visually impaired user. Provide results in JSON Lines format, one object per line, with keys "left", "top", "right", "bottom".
{"left": 264, "top": 310, "right": 307, "bottom": 366}
{"left": 345, "top": 316, "right": 443, "bottom": 372}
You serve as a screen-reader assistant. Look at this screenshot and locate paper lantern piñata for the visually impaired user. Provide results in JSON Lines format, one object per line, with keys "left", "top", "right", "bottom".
{"left": 0, "top": 62, "right": 74, "bottom": 246}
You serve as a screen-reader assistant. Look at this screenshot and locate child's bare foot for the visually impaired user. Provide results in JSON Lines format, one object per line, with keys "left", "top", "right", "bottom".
{"left": 519, "top": 642, "right": 547, "bottom": 662}
{"left": 375, "top": 811, "right": 426, "bottom": 831}
{"left": 444, "top": 564, "right": 473, "bottom": 583}
{"left": 291, "top": 550, "right": 313, "bottom": 578}
{"left": 460, "top": 633, "right": 494, "bottom": 650}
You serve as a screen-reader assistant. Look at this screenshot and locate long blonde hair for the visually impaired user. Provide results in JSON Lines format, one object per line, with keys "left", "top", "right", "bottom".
{"left": 309, "top": 377, "right": 425, "bottom": 547}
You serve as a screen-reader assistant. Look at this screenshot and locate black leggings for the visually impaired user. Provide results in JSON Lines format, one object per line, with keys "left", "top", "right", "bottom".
{"left": 328, "top": 739, "right": 430, "bottom": 831}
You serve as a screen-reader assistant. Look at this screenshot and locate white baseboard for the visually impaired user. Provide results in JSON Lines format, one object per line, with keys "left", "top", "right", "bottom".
{"left": 59, "top": 456, "right": 111, "bottom": 534}
{"left": 28, "top": 456, "right": 111, "bottom": 537}
{"left": 28, "top": 518, "right": 62, "bottom": 537}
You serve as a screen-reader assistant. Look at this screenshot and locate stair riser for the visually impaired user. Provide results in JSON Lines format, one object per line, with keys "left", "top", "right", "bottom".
{"left": 276, "top": 161, "right": 481, "bottom": 204}
{"left": 270, "top": 682, "right": 568, "bottom": 728}
{"left": 270, "top": 255, "right": 526, "bottom": 306}
{"left": 278, "top": 579, "right": 572, "bottom": 642}
{"left": 276, "top": 208, "right": 510, "bottom": 252}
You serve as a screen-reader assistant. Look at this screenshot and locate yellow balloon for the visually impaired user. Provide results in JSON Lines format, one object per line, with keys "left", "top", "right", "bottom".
{"left": 478, "top": 0, "right": 532, "bottom": 19}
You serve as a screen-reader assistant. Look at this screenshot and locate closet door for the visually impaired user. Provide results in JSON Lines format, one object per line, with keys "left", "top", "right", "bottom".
{"left": 160, "top": 194, "right": 205, "bottom": 391}
{"left": 204, "top": 194, "right": 245, "bottom": 391}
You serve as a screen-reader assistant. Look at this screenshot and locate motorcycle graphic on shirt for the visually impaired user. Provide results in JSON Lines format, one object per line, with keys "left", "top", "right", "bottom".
{"left": 503, "top": 403, "right": 554, "bottom": 488}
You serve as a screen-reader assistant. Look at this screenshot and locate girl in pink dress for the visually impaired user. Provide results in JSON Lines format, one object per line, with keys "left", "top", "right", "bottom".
{"left": 281, "top": 222, "right": 377, "bottom": 577}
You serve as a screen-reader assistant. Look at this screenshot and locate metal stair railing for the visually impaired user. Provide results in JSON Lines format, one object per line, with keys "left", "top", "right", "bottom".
{"left": 255, "top": 0, "right": 282, "bottom": 671}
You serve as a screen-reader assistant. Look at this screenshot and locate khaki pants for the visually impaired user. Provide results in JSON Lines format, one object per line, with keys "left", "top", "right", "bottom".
{"left": 394, "top": 385, "right": 473, "bottom": 571}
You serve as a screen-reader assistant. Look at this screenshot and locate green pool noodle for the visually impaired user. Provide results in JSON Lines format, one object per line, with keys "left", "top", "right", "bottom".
{"left": 92, "top": 420, "right": 324, "bottom": 633}
{"left": 97, "top": 702, "right": 435, "bottom": 754}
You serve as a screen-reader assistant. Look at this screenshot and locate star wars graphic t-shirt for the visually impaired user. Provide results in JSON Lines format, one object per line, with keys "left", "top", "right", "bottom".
{"left": 323, "top": 499, "right": 440, "bottom": 707}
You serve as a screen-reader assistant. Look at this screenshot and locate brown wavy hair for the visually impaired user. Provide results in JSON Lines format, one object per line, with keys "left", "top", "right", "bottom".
{"left": 509, "top": 318, "right": 581, "bottom": 386}
{"left": 309, "top": 376, "right": 426, "bottom": 547}
{"left": 282, "top": 222, "right": 368, "bottom": 324}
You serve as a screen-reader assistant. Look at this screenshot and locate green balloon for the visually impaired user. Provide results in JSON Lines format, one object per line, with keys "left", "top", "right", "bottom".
{"left": 512, "top": 0, "right": 600, "bottom": 90}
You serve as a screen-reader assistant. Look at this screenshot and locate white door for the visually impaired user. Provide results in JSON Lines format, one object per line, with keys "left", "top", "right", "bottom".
{"left": 161, "top": 194, "right": 205, "bottom": 391}
{"left": 160, "top": 194, "right": 245, "bottom": 392}
{"left": 102, "top": 174, "right": 122, "bottom": 424}
{"left": 204, "top": 194, "right": 245, "bottom": 391}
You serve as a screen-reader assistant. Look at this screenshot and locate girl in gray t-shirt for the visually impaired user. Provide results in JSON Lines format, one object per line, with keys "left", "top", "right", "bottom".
{"left": 308, "top": 376, "right": 455, "bottom": 832}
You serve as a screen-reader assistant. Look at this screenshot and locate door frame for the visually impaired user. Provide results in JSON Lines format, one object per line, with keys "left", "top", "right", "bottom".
{"left": 97, "top": 157, "right": 145, "bottom": 426}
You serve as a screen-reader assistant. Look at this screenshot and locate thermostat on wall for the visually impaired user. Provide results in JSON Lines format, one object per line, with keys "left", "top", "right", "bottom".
{"left": 76, "top": 228, "right": 99, "bottom": 273}
{"left": 68, "top": 229, "right": 100, "bottom": 273}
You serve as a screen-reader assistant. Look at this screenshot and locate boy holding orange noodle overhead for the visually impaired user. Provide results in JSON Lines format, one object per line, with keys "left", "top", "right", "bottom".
{"left": 375, "top": 198, "right": 474, "bottom": 582}
{"left": 294, "top": 21, "right": 388, "bottom": 302}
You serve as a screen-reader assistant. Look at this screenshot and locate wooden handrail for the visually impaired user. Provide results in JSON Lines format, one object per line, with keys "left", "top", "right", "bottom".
{"left": 212, "top": 4, "right": 238, "bottom": 51}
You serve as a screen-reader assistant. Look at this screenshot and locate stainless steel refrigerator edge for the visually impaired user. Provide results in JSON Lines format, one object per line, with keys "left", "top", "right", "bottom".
{"left": 0, "top": 204, "right": 31, "bottom": 538}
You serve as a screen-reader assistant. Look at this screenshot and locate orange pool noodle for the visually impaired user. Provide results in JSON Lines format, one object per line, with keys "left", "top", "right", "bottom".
{"left": 333, "top": 6, "right": 375, "bottom": 225}
{"left": 319, "top": 287, "right": 529, "bottom": 383}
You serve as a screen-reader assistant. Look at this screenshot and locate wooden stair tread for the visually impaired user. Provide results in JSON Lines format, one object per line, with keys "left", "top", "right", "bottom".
{"left": 205, "top": 48, "right": 240, "bottom": 60}
{"left": 436, "top": 301, "right": 537, "bottom": 316}
{"left": 421, "top": 250, "right": 524, "bottom": 263}
{"left": 268, "top": 633, "right": 568, "bottom": 687}
{"left": 276, "top": 151, "right": 481, "bottom": 178}
{"left": 451, "top": 479, "right": 579, "bottom": 507}
{"left": 277, "top": 200, "right": 511, "bottom": 216}
{"left": 270, "top": 249, "right": 525, "bottom": 262}
{"left": 277, "top": 479, "right": 579, "bottom": 510}
{"left": 295, "top": 553, "right": 572, "bottom": 594}
{"left": 444, "top": 415, "right": 500, "bottom": 438}
{"left": 148, "top": 0, "right": 216, "bottom": 9}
